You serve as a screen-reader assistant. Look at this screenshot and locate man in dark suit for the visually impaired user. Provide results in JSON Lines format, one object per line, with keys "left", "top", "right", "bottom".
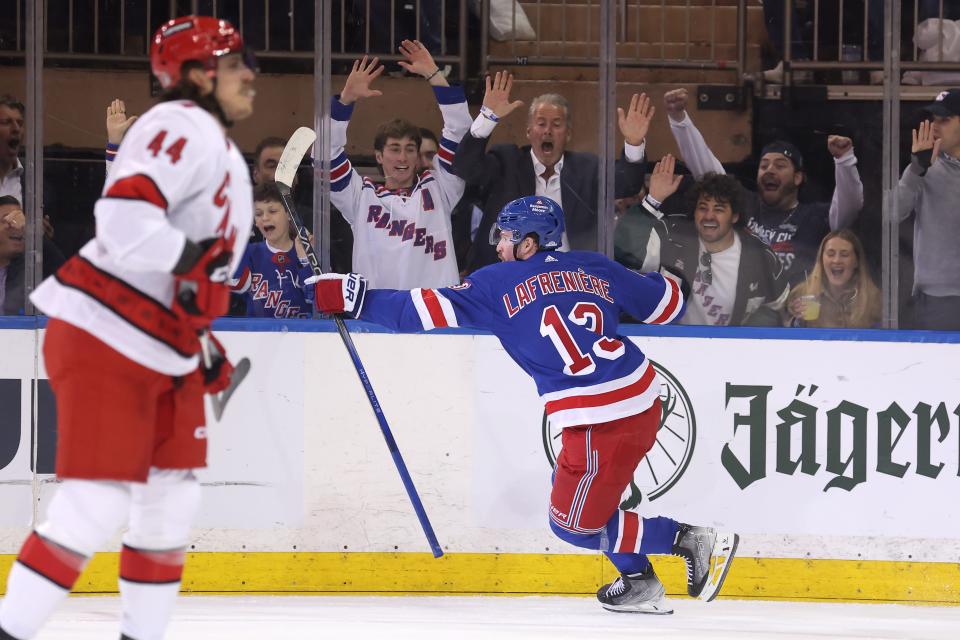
{"left": 0, "top": 196, "right": 65, "bottom": 315}
{"left": 452, "top": 72, "right": 653, "bottom": 272}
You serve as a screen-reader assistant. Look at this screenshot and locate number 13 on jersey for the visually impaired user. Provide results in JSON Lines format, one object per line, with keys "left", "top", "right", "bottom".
{"left": 540, "top": 302, "right": 625, "bottom": 376}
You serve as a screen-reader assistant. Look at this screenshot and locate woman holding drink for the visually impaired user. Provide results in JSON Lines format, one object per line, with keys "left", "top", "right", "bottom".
{"left": 785, "top": 229, "right": 881, "bottom": 328}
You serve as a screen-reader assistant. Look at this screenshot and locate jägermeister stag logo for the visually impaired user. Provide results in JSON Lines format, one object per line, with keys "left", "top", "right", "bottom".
{"left": 542, "top": 362, "right": 696, "bottom": 507}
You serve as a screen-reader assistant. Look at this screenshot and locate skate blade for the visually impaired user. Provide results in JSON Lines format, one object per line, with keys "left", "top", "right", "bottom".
{"left": 700, "top": 531, "right": 739, "bottom": 602}
{"left": 601, "top": 598, "right": 674, "bottom": 615}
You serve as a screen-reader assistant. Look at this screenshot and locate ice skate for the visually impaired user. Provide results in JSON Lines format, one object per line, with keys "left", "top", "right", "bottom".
{"left": 596, "top": 566, "right": 674, "bottom": 614}
{"left": 672, "top": 523, "right": 739, "bottom": 601}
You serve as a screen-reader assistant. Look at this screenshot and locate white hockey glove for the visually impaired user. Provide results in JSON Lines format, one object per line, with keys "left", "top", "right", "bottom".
{"left": 304, "top": 273, "right": 368, "bottom": 318}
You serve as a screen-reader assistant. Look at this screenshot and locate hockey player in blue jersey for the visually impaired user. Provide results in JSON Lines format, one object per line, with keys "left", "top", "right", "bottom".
{"left": 308, "top": 196, "right": 739, "bottom": 613}
{"left": 231, "top": 182, "right": 314, "bottom": 318}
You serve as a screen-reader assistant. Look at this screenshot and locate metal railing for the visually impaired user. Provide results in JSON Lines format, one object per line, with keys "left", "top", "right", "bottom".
{"left": 480, "top": 0, "right": 749, "bottom": 83}
{"left": 781, "top": 0, "right": 960, "bottom": 85}
{"left": 1, "top": 0, "right": 469, "bottom": 81}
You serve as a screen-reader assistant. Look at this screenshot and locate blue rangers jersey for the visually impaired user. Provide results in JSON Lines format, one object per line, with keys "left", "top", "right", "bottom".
{"left": 328, "top": 85, "right": 472, "bottom": 290}
{"left": 231, "top": 242, "right": 314, "bottom": 319}
{"left": 360, "top": 250, "right": 685, "bottom": 429}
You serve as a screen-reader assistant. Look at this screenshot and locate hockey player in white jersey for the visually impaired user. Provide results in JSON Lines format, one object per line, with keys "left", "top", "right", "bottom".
{"left": 329, "top": 44, "right": 472, "bottom": 289}
{"left": 0, "top": 16, "right": 255, "bottom": 640}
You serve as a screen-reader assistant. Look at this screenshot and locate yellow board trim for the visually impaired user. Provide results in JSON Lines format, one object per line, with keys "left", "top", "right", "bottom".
{"left": 1, "top": 553, "right": 958, "bottom": 604}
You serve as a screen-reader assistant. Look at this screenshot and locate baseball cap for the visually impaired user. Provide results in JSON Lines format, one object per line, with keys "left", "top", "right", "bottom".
{"left": 924, "top": 89, "right": 960, "bottom": 117}
{"left": 760, "top": 140, "right": 804, "bottom": 171}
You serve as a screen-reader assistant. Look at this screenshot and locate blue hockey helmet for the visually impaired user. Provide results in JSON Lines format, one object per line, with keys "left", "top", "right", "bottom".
{"left": 491, "top": 195, "right": 565, "bottom": 250}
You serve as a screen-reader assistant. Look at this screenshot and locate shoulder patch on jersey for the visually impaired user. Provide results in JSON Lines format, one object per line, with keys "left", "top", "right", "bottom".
{"left": 450, "top": 281, "right": 472, "bottom": 290}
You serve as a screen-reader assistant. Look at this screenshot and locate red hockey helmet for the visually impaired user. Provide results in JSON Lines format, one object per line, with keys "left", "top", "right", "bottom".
{"left": 150, "top": 15, "right": 247, "bottom": 89}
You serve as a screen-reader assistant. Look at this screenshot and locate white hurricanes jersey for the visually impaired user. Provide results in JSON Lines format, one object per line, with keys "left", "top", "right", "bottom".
{"left": 328, "top": 85, "right": 471, "bottom": 289}
{"left": 31, "top": 100, "right": 252, "bottom": 376}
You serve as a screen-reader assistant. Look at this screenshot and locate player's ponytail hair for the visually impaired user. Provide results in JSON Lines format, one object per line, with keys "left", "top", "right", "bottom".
{"left": 158, "top": 60, "right": 233, "bottom": 127}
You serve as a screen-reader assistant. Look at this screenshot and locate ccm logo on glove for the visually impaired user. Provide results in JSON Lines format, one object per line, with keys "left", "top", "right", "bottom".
{"left": 305, "top": 273, "right": 368, "bottom": 318}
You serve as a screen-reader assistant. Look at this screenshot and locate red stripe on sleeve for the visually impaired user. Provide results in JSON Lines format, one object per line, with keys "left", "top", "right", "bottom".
{"left": 17, "top": 532, "right": 86, "bottom": 590}
{"left": 330, "top": 160, "right": 351, "bottom": 181}
{"left": 105, "top": 173, "right": 169, "bottom": 210}
{"left": 545, "top": 365, "right": 656, "bottom": 414}
{"left": 651, "top": 278, "right": 681, "bottom": 324}
{"left": 231, "top": 267, "right": 251, "bottom": 292}
{"left": 616, "top": 511, "right": 640, "bottom": 553}
{"left": 420, "top": 289, "right": 449, "bottom": 328}
{"left": 120, "top": 545, "right": 185, "bottom": 584}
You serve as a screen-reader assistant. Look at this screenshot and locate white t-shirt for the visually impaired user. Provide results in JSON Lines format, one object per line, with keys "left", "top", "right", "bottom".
{"left": 681, "top": 233, "right": 742, "bottom": 326}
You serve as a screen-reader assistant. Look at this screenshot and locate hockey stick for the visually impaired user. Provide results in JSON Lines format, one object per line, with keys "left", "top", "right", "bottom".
{"left": 275, "top": 127, "right": 444, "bottom": 558}
{"left": 199, "top": 330, "right": 251, "bottom": 421}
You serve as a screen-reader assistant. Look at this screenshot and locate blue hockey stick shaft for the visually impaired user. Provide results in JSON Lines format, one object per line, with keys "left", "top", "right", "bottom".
{"left": 278, "top": 185, "right": 444, "bottom": 558}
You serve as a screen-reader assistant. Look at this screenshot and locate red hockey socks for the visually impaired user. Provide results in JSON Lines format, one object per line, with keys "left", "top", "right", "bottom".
{"left": 0, "top": 532, "right": 88, "bottom": 639}
{"left": 118, "top": 544, "right": 186, "bottom": 640}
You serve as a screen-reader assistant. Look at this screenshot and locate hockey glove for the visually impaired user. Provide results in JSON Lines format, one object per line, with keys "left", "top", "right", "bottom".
{"left": 172, "top": 234, "right": 235, "bottom": 331}
{"left": 304, "top": 273, "right": 368, "bottom": 318}
{"left": 200, "top": 331, "right": 234, "bottom": 395}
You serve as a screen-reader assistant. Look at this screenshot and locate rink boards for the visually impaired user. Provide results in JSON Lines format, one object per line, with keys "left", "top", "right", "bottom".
{"left": 1, "top": 318, "right": 959, "bottom": 603}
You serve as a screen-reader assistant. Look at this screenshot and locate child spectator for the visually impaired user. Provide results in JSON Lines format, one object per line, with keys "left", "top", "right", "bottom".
{"left": 230, "top": 183, "right": 313, "bottom": 319}
{"left": 785, "top": 229, "right": 881, "bottom": 328}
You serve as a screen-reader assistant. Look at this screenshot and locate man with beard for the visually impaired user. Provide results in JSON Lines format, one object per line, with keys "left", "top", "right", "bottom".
{"left": 626, "top": 156, "right": 788, "bottom": 326}
{"left": 663, "top": 88, "right": 863, "bottom": 284}
{"left": 453, "top": 72, "right": 652, "bottom": 272}
{"left": 0, "top": 96, "right": 24, "bottom": 203}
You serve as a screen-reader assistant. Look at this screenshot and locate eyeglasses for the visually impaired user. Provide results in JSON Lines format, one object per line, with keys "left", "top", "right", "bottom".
{"left": 699, "top": 251, "right": 713, "bottom": 286}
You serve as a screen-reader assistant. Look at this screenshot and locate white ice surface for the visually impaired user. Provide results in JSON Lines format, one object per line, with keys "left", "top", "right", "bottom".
{"left": 33, "top": 595, "right": 960, "bottom": 640}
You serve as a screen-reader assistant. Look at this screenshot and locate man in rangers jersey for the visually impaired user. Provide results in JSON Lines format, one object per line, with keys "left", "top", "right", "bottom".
{"left": 308, "top": 196, "right": 740, "bottom": 614}
{"left": 329, "top": 43, "right": 471, "bottom": 290}
{"left": 0, "top": 16, "right": 255, "bottom": 640}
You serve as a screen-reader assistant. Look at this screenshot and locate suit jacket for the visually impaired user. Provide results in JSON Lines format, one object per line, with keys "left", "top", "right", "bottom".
{"left": 452, "top": 133, "right": 646, "bottom": 272}
{"left": 3, "top": 237, "right": 65, "bottom": 315}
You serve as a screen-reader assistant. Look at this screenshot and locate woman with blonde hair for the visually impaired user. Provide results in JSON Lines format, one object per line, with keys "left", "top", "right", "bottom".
{"left": 786, "top": 229, "right": 882, "bottom": 328}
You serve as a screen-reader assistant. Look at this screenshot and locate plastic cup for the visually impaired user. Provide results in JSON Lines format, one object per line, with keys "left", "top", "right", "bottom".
{"left": 801, "top": 295, "right": 821, "bottom": 321}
